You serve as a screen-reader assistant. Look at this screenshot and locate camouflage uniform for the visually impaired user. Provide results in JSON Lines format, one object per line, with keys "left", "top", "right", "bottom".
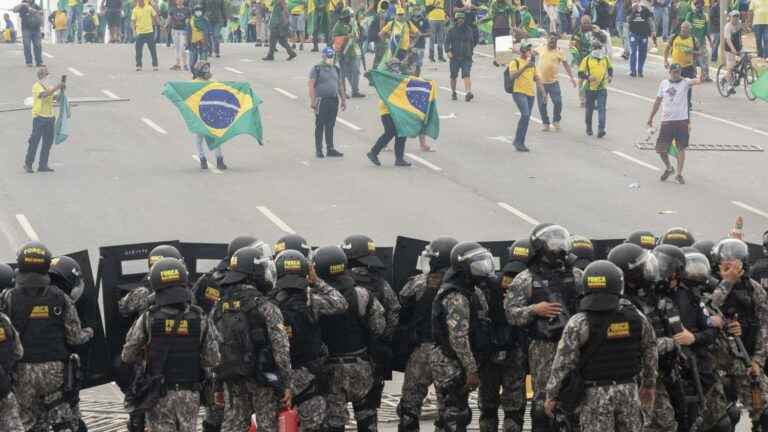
{"left": 121, "top": 306, "right": 221, "bottom": 432}
{"left": 118, "top": 281, "right": 154, "bottom": 317}
{"left": 545, "top": 300, "right": 658, "bottom": 432}
{"left": 0, "top": 312, "right": 24, "bottom": 432}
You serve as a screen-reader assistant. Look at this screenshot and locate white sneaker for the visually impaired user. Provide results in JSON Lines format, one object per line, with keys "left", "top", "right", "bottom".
{"left": 553, "top": 122, "right": 561, "bottom": 131}
{"left": 542, "top": 124, "right": 551, "bottom": 132}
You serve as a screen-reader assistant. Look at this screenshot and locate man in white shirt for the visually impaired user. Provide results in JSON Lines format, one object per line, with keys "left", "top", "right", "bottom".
{"left": 647, "top": 63, "right": 701, "bottom": 185}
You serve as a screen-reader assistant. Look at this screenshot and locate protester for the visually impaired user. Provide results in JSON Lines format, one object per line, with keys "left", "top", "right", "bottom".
{"left": 647, "top": 63, "right": 702, "bottom": 185}
{"left": 333, "top": 8, "right": 364, "bottom": 97}
{"left": 675, "top": 0, "right": 693, "bottom": 31}
{"left": 665, "top": 21, "right": 697, "bottom": 110}
{"left": 617, "top": 0, "right": 630, "bottom": 58}
{"left": 544, "top": 0, "right": 559, "bottom": 32}
{"left": 122, "top": 0, "right": 134, "bottom": 42}
{"left": 536, "top": 32, "right": 577, "bottom": 132}
{"left": 102, "top": 0, "right": 122, "bottom": 42}
{"left": 489, "top": 0, "right": 515, "bottom": 66}
{"left": 3, "top": 13, "right": 17, "bottom": 42}
{"left": 445, "top": 12, "right": 475, "bottom": 101}
{"left": 453, "top": 0, "right": 479, "bottom": 44}
{"left": 203, "top": 0, "right": 227, "bottom": 57}
{"left": 379, "top": 6, "right": 421, "bottom": 61}
{"left": 309, "top": 48, "right": 346, "bottom": 158}
{"left": 560, "top": 0, "right": 573, "bottom": 34}
{"left": 579, "top": 40, "right": 612, "bottom": 138}
{"left": 368, "top": 60, "right": 412, "bottom": 167}
{"left": 410, "top": 11, "right": 431, "bottom": 77}
{"left": 685, "top": 0, "right": 711, "bottom": 81}
{"left": 519, "top": 5, "right": 541, "bottom": 37}
{"left": 82, "top": 9, "right": 98, "bottom": 43}
{"left": 190, "top": 61, "right": 228, "bottom": 170}
{"left": 14, "top": 0, "right": 44, "bottom": 67}
{"left": 289, "top": 0, "right": 306, "bottom": 50}
{"left": 709, "top": 0, "right": 720, "bottom": 61}
{"left": 132, "top": 0, "right": 159, "bottom": 71}
{"left": 508, "top": 42, "right": 543, "bottom": 152}
{"left": 50, "top": 8, "right": 68, "bottom": 44}
{"left": 751, "top": 0, "right": 768, "bottom": 59}
{"left": 264, "top": 0, "right": 297, "bottom": 61}
{"left": 25, "top": 67, "right": 64, "bottom": 173}
{"left": 426, "top": 0, "right": 447, "bottom": 62}
{"left": 168, "top": 0, "right": 190, "bottom": 71}
{"left": 311, "top": 0, "right": 330, "bottom": 51}
{"left": 652, "top": 0, "right": 670, "bottom": 41}
{"left": 67, "top": 0, "right": 83, "bottom": 43}
{"left": 189, "top": 4, "right": 211, "bottom": 70}
{"left": 627, "top": 0, "right": 654, "bottom": 77}
{"left": 723, "top": 11, "right": 742, "bottom": 94}
{"left": 367, "top": 0, "right": 389, "bottom": 69}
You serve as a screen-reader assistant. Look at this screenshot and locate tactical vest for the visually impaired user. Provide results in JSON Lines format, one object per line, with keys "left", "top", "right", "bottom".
{"left": 431, "top": 272, "right": 488, "bottom": 358}
{"left": 212, "top": 284, "right": 271, "bottom": 380}
{"left": 581, "top": 306, "right": 643, "bottom": 382}
{"left": 529, "top": 267, "right": 577, "bottom": 341}
{"left": 274, "top": 286, "right": 323, "bottom": 367}
{"left": 350, "top": 267, "right": 390, "bottom": 316}
{"left": 319, "top": 275, "right": 368, "bottom": 355}
{"left": 722, "top": 278, "right": 759, "bottom": 356}
{"left": 0, "top": 316, "right": 15, "bottom": 370}
{"left": 410, "top": 272, "right": 444, "bottom": 344}
{"left": 148, "top": 306, "right": 203, "bottom": 385}
{"left": 751, "top": 258, "right": 768, "bottom": 292}
{"left": 479, "top": 276, "right": 518, "bottom": 351}
{"left": 9, "top": 286, "right": 68, "bottom": 363}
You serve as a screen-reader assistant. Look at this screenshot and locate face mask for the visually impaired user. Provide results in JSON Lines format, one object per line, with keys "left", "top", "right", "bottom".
{"left": 591, "top": 49, "right": 604, "bottom": 59}
{"left": 195, "top": 10, "right": 202, "bottom": 16}
{"left": 323, "top": 58, "right": 333, "bottom": 65}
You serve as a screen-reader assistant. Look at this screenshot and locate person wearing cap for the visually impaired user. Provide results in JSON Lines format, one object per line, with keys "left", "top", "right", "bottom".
{"left": 25, "top": 66, "right": 64, "bottom": 174}
{"left": 722, "top": 10, "right": 743, "bottom": 91}
{"left": 544, "top": 260, "right": 657, "bottom": 432}
{"left": 332, "top": 8, "right": 365, "bottom": 98}
{"left": 309, "top": 47, "right": 347, "bottom": 158}
{"left": 507, "top": 42, "right": 543, "bottom": 152}
{"left": 647, "top": 62, "right": 701, "bottom": 185}
{"left": 445, "top": 11, "right": 475, "bottom": 101}
{"left": 121, "top": 257, "right": 220, "bottom": 432}
{"left": 536, "top": 32, "right": 577, "bottom": 132}
{"left": 578, "top": 39, "right": 612, "bottom": 138}
{"left": 380, "top": 6, "right": 421, "bottom": 60}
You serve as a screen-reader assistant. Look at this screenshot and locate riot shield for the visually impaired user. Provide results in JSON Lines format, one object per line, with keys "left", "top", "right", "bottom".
{"left": 178, "top": 242, "right": 228, "bottom": 282}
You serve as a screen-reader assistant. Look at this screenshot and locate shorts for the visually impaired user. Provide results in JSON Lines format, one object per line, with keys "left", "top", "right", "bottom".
{"left": 725, "top": 51, "right": 738, "bottom": 69}
{"left": 681, "top": 65, "right": 696, "bottom": 79}
{"left": 449, "top": 57, "right": 472, "bottom": 79}
{"left": 656, "top": 119, "right": 690, "bottom": 153}
{"left": 289, "top": 14, "right": 306, "bottom": 33}
{"left": 106, "top": 9, "right": 121, "bottom": 27}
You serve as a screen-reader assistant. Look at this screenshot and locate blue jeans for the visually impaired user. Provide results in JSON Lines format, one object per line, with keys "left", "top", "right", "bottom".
{"left": 629, "top": 32, "right": 648, "bottom": 74}
{"left": 190, "top": 42, "right": 208, "bottom": 70}
{"left": 710, "top": 32, "right": 719, "bottom": 62}
{"left": 22, "top": 28, "right": 42, "bottom": 65}
{"left": 429, "top": 20, "right": 445, "bottom": 58}
{"left": 210, "top": 23, "right": 222, "bottom": 55}
{"left": 512, "top": 93, "right": 534, "bottom": 147}
{"left": 68, "top": 4, "right": 83, "bottom": 42}
{"left": 536, "top": 82, "right": 562, "bottom": 125}
{"left": 754, "top": 24, "right": 768, "bottom": 58}
{"left": 585, "top": 89, "right": 607, "bottom": 133}
{"left": 653, "top": 6, "right": 669, "bottom": 40}
{"left": 559, "top": 12, "right": 572, "bottom": 34}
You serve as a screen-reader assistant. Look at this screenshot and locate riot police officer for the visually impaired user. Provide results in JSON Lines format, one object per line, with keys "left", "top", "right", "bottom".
{"left": 119, "top": 244, "right": 184, "bottom": 317}
{"left": 659, "top": 227, "right": 696, "bottom": 248}
{"left": 1, "top": 242, "right": 93, "bottom": 431}
{"left": 397, "top": 237, "right": 458, "bottom": 432}
{"left": 0, "top": 298, "right": 23, "bottom": 431}
{"left": 504, "top": 223, "right": 579, "bottom": 432}
{"left": 315, "top": 245, "right": 385, "bottom": 432}
{"left": 626, "top": 230, "right": 658, "bottom": 250}
{"left": 0, "top": 263, "right": 15, "bottom": 295}
{"left": 121, "top": 257, "right": 220, "bottom": 432}
{"left": 544, "top": 260, "right": 657, "bottom": 432}
{"left": 568, "top": 235, "right": 595, "bottom": 271}
{"left": 273, "top": 234, "right": 312, "bottom": 258}
{"left": 431, "top": 241, "right": 494, "bottom": 432}
{"left": 499, "top": 239, "right": 532, "bottom": 291}
{"left": 212, "top": 245, "right": 292, "bottom": 432}
{"left": 271, "top": 250, "right": 347, "bottom": 432}
{"left": 750, "top": 231, "right": 768, "bottom": 291}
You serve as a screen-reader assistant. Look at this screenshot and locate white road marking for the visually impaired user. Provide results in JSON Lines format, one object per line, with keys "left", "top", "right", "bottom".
{"left": 439, "top": 113, "right": 457, "bottom": 119}
{"left": 192, "top": 155, "right": 223, "bottom": 174}
{"left": 15, "top": 214, "right": 40, "bottom": 241}
{"left": 256, "top": 206, "right": 296, "bottom": 233}
{"left": 514, "top": 111, "right": 543, "bottom": 124}
{"left": 274, "top": 87, "right": 298, "bottom": 99}
{"left": 101, "top": 89, "right": 119, "bottom": 99}
{"left": 141, "top": 117, "right": 168, "bottom": 135}
{"left": 24, "top": 96, "right": 33, "bottom": 106}
{"left": 240, "top": 58, "right": 254, "bottom": 62}
{"left": 612, "top": 150, "right": 661, "bottom": 172}
{"left": 488, "top": 136, "right": 513, "bottom": 143}
{"left": 43, "top": 52, "right": 54, "bottom": 58}
{"left": 224, "top": 67, "right": 244, "bottom": 74}
{"left": 0, "top": 218, "right": 19, "bottom": 250}
{"left": 473, "top": 50, "right": 494, "bottom": 59}
{"left": 439, "top": 86, "right": 467, "bottom": 96}
{"left": 497, "top": 202, "right": 540, "bottom": 226}
{"left": 336, "top": 117, "right": 362, "bottom": 131}
{"left": 405, "top": 153, "right": 442, "bottom": 171}
{"left": 299, "top": 161, "right": 310, "bottom": 166}
{"left": 732, "top": 201, "right": 768, "bottom": 219}
{"left": 67, "top": 67, "right": 84, "bottom": 77}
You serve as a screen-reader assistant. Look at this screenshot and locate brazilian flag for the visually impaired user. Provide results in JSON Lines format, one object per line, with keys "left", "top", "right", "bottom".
{"left": 752, "top": 71, "right": 768, "bottom": 103}
{"left": 369, "top": 70, "right": 440, "bottom": 139}
{"left": 54, "top": 90, "right": 70, "bottom": 145}
{"left": 162, "top": 81, "right": 264, "bottom": 149}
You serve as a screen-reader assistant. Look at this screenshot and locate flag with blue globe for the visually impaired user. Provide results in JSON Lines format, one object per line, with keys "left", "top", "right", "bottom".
{"left": 369, "top": 70, "right": 440, "bottom": 139}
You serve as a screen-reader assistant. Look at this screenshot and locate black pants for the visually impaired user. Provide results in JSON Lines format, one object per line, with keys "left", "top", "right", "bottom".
{"left": 268, "top": 29, "right": 294, "bottom": 56}
{"left": 312, "top": 14, "right": 330, "bottom": 48}
{"left": 26, "top": 116, "right": 55, "bottom": 169}
{"left": 370, "top": 114, "right": 406, "bottom": 160}
{"left": 135, "top": 32, "right": 158, "bottom": 67}
{"left": 315, "top": 97, "right": 339, "bottom": 152}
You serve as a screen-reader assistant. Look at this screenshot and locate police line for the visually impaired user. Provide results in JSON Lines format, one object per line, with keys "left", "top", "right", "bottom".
{"left": 17, "top": 236, "right": 765, "bottom": 390}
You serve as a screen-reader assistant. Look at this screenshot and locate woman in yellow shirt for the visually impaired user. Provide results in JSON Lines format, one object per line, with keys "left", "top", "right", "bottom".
{"left": 51, "top": 9, "right": 68, "bottom": 43}
{"left": 508, "top": 42, "right": 543, "bottom": 152}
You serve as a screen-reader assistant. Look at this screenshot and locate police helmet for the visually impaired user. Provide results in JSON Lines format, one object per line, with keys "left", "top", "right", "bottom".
{"left": 683, "top": 250, "right": 711, "bottom": 283}
{"left": 342, "top": 234, "right": 384, "bottom": 268}
{"left": 762, "top": 230, "right": 768, "bottom": 254}
{"left": 149, "top": 257, "right": 190, "bottom": 306}
{"left": 148, "top": 244, "right": 183, "bottom": 268}
{"left": 626, "top": 230, "right": 657, "bottom": 250}
{"left": 608, "top": 243, "right": 659, "bottom": 283}
{"left": 530, "top": 223, "right": 572, "bottom": 266}
{"left": 579, "top": 260, "right": 624, "bottom": 312}
{"left": 652, "top": 244, "right": 687, "bottom": 281}
{"left": 274, "top": 234, "right": 311, "bottom": 258}
{"left": 275, "top": 250, "right": 310, "bottom": 290}
{"left": 227, "top": 235, "right": 259, "bottom": 258}
{"left": 503, "top": 239, "right": 532, "bottom": 275}
{"left": 312, "top": 245, "right": 348, "bottom": 280}
{"left": 692, "top": 239, "right": 717, "bottom": 265}
{"left": 713, "top": 238, "right": 750, "bottom": 267}
{"left": 659, "top": 227, "right": 696, "bottom": 248}
{"left": 417, "top": 237, "right": 459, "bottom": 274}
{"left": 0, "top": 263, "right": 15, "bottom": 290}
{"left": 221, "top": 242, "right": 275, "bottom": 286}
{"left": 16, "top": 241, "right": 52, "bottom": 274}
{"left": 569, "top": 235, "right": 595, "bottom": 270}
{"left": 49, "top": 256, "right": 85, "bottom": 302}
{"left": 450, "top": 242, "right": 495, "bottom": 278}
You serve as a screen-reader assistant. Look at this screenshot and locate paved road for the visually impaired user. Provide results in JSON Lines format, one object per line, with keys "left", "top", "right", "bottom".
{"left": 0, "top": 40, "right": 766, "bottom": 431}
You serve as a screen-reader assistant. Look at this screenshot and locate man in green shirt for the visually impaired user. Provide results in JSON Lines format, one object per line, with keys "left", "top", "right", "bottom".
{"left": 264, "top": 0, "right": 297, "bottom": 60}
{"left": 332, "top": 8, "right": 365, "bottom": 97}
{"left": 685, "top": 0, "right": 711, "bottom": 80}
{"left": 675, "top": 0, "right": 692, "bottom": 28}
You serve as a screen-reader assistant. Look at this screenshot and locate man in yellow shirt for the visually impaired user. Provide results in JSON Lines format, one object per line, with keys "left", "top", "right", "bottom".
{"left": 25, "top": 67, "right": 64, "bottom": 173}
{"left": 131, "top": 0, "right": 159, "bottom": 71}
{"left": 508, "top": 42, "right": 543, "bottom": 152}
{"left": 664, "top": 21, "right": 697, "bottom": 109}
{"left": 51, "top": 8, "right": 68, "bottom": 43}
{"left": 426, "top": 0, "right": 447, "bottom": 61}
{"left": 536, "top": 32, "right": 577, "bottom": 132}
{"left": 380, "top": 7, "right": 421, "bottom": 58}
{"left": 578, "top": 40, "right": 613, "bottom": 137}
{"left": 750, "top": 0, "right": 768, "bottom": 58}
{"left": 289, "top": 0, "right": 306, "bottom": 50}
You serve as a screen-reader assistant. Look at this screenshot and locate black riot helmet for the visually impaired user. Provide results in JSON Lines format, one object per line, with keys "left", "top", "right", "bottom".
{"left": 503, "top": 238, "right": 533, "bottom": 275}
{"left": 16, "top": 241, "right": 52, "bottom": 274}
{"left": 341, "top": 234, "right": 385, "bottom": 268}
{"left": 608, "top": 243, "right": 659, "bottom": 284}
{"left": 692, "top": 240, "right": 717, "bottom": 268}
{"left": 148, "top": 244, "right": 183, "bottom": 267}
{"left": 0, "top": 263, "right": 15, "bottom": 291}
{"left": 659, "top": 227, "right": 696, "bottom": 248}
{"left": 762, "top": 230, "right": 768, "bottom": 254}
{"left": 713, "top": 238, "right": 750, "bottom": 268}
{"left": 149, "top": 257, "right": 190, "bottom": 306}
{"left": 450, "top": 242, "right": 495, "bottom": 278}
{"left": 626, "top": 230, "right": 657, "bottom": 250}
{"left": 273, "top": 234, "right": 311, "bottom": 258}
{"left": 227, "top": 235, "right": 259, "bottom": 258}
{"left": 683, "top": 250, "right": 711, "bottom": 283}
{"left": 49, "top": 256, "right": 85, "bottom": 302}
{"left": 275, "top": 250, "right": 310, "bottom": 290}
{"left": 530, "top": 223, "right": 572, "bottom": 268}
{"left": 652, "top": 244, "right": 687, "bottom": 281}
{"left": 569, "top": 235, "right": 595, "bottom": 270}
{"left": 416, "top": 236, "right": 459, "bottom": 274}
{"left": 312, "top": 246, "right": 348, "bottom": 280}
{"left": 220, "top": 242, "right": 275, "bottom": 286}
{"left": 579, "top": 260, "right": 624, "bottom": 311}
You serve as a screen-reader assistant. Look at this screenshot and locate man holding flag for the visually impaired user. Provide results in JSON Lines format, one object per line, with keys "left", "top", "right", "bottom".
{"left": 647, "top": 63, "right": 701, "bottom": 185}
{"left": 25, "top": 67, "right": 65, "bottom": 173}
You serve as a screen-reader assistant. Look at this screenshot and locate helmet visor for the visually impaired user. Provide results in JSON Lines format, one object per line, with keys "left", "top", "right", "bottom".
{"left": 416, "top": 245, "right": 439, "bottom": 274}
{"left": 684, "top": 252, "right": 711, "bottom": 282}
{"left": 463, "top": 248, "right": 495, "bottom": 277}
{"left": 715, "top": 239, "right": 749, "bottom": 263}
{"left": 653, "top": 250, "right": 682, "bottom": 280}
{"left": 628, "top": 250, "right": 659, "bottom": 282}
{"left": 537, "top": 225, "right": 572, "bottom": 253}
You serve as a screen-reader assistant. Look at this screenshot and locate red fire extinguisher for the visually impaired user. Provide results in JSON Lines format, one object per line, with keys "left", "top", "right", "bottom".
{"left": 279, "top": 407, "right": 299, "bottom": 432}
{"left": 248, "top": 414, "right": 257, "bottom": 432}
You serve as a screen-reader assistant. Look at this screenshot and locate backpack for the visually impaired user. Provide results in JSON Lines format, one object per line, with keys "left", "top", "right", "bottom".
{"left": 503, "top": 59, "right": 519, "bottom": 94}
{"left": 25, "top": 7, "right": 43, "bottom": 29}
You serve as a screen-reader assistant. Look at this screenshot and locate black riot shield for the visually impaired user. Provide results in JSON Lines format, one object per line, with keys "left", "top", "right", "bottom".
{"left": 178, "top": 242, "right": 228, "bottom": 283}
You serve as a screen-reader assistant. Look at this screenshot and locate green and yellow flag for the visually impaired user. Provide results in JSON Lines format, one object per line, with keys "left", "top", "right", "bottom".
{"left": 369, "top": 70, "right": 440, "bottom": 139}
{"left": 162, "top": 81, "right": 264, "bottom": 149}
{"left": 751, "top": 71, "right": 768, "bottom": 103}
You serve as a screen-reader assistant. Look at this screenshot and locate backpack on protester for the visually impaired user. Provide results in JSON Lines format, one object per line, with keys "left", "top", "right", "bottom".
{"left": 503, "top": 58, "right": 519, "bottom": 94}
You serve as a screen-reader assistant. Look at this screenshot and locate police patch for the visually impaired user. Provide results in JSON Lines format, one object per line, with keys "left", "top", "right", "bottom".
{"left": 284, "top": 259, "right": 302, "bottom": 272}
{"left": 204, "top": 287, "right": 220, "bottom": 302}
{"left": 640, "top": 235, "right": 656, "bottom": 247}
{"left": 586, "top": 276, "right": 607, "bottom": 289}
{"left": 607, "top": 322, "right": 630, "bottom": 338}
{"left": 329, "top": 263, "right": 345, "bottom": 275}
{"left": 0, "top": 328, "right": 6, "bottom": 342}
{"left": 512, "top": 247, "right": 529, "bottom": 257}
{"left": 160, "top": 268, "right": 181, "bottom": 283}
{"left": 29, "top": 305, "right": 50, "bottom": 319}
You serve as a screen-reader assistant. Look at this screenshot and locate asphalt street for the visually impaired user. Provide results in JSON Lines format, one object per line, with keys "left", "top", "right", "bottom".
{"left": 0, "top": 39, "right": 766, "bottom": 430}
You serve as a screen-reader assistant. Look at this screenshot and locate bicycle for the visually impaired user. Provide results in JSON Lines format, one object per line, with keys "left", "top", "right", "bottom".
{"left": 716, "top": 50, "right": 758, "bottom": 101}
